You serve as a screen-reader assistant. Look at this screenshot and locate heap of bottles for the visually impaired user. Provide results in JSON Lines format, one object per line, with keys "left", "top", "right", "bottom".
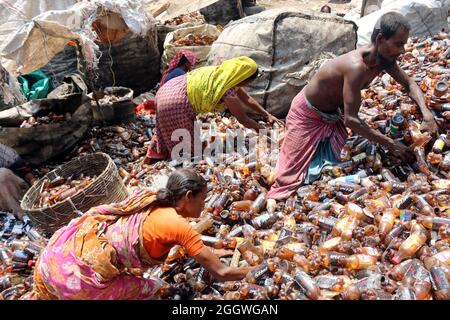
{"left": 37, "top": 174, "right": 96, "bottom": 208}
{"left": 142, "top": 34, "right": 450, "bottom": 300}
{"left": 19, "top": 113, "right": 68, "bottom": 128}
{"left": 0, "top": 213, "right": 47, "bottom": 300}
{"left": 19, "top": 33, "right": 448, "bottom": 300}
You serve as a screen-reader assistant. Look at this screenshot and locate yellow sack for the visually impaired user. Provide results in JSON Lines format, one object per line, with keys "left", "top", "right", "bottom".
{"left": 186, "top": 56, "right": 257, "bottom": 114}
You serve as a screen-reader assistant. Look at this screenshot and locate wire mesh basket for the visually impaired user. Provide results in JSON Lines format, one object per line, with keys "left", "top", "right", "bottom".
{"left": 21, "top": 153, "right": 129, "bottom": 235}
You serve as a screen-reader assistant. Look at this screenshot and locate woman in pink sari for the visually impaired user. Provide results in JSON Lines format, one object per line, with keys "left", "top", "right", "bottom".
{"left": 31, "top": 169, "right": 250, "bottom": 300}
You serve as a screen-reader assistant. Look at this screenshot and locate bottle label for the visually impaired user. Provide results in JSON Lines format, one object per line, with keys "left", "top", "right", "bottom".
{"left": 316, "top": 275, "right": 340, "bottom": 290}
{"left": 252, "top": 214, "right": 271, "bottom": 228}
{"left": 431, "top": 217, "right": 450, "bottom": 230}
{"left": 396, "top": 196, "right": 414, "bottom": 209}
{"left": 338, "top": 185, "right": 355, "bottom": 193}
{"left": 294, "top": 271, "right": 313, "bottom": 292}
{"left": 390, "top": 125, "right": 399, "bottom": 134}
{"left": 251, "top": 263, "right": 270, "bottom": 281}
{"left": 338, "top": 161, "right": 354, "bottom": 169}
{"left": 430, "top": 267, "right": 450, "bottom": 291}
{"left": 434, "top": 139, "right": 445, "bottom": 152}
{"left": 352, "top": 153, "right": 367, "bottom": 164}
{"left": 392, "top": 183, "right": 406, "bottom": 194}
{"left": 328, "top": 253, "right": 347, "bottom": 267}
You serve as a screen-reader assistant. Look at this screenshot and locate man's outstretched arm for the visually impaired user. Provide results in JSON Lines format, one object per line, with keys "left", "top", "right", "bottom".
{"left": 386, "top": 63, "right": 439, "bottom": 136}
{"left": 342, "top": 65, "right": 414, "bottom": 163}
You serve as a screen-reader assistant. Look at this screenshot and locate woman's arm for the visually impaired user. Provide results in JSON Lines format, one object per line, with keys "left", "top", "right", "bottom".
{"left": 193, "top": 247, "right": 251, "bottom": 282}
{"left": 236, "top": 88, "right": 284, "bottom": 126}
{"left": 223, "top": 95, "right": 265, "bottom": 130}
{"left": 236, "top": 88, "right": 269, "bottom": 117}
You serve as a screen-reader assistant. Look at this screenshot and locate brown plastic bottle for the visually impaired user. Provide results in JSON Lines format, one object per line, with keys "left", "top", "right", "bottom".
{"left": 417, "top": 215, "right": 450, "bottom": 230}
{"left": 340, "top": 284, "right": 361, "bottom": 300}
{"left": 238, "top": 240, "right": 264, "bottom": 266}
{"left": 389, "top": 259, "right": 414, "bottom": 281}
{"left": 245, "top": 262, "right": 271, "bottom": 284}
{"left": 201, "top": 236, "right": 236, "bottom": 250}
{"left": 423, "top": 249, "right": 450, "bottom": 269}
{"left": 315, "top": 275, "right": 346, "bottom": 292}
{"left": 413, "top": 279, "right": 432, "bottom": 300}
{"left": 430, "top": 266, "right": 450, "bottom": 300}
{"left": 293, "top": 254, "right": 311, "bottom": 272}
{"left": 244, "top": 185, "right": 259, "bottom": 201}
{"left": 294, "top": 270, "right": 321, "bottom": 300}
{"left": 345, "top": 254, "right": 378, "bottom": 270}
{"left": 332, "top": 216, "right": 359, "bottom": 241}
{"left": 231, "top": 200, "right": 253, "bottom": 212}
{"left": 345, "top": 203, "right": 365, "bottom": 220}
{"left": 394, "top": 194, "right": 415, "bottom": 212}
{"left": 354, "top": 247, "right": 381, "bottom": 259}
{"left": 212, "top": 192, "right": 232, "bottom": 216}
{"left": 251, "top": 212, "right": 283, "bottom": 230}
{"left": 413, "top": 195, "right": 435, "bottom": 216}
{"left": 239, "top": 284, "right": 268, "bottom": 299}
{"left": 250, "top": 193, "right": 267, "bottom": 215}
{"left": 193, "top": 216, "right": 214, "bottom": 234}
{"left": 381, "top": 168, "right": 400, "bottom": 183}
{"left": 380, "top": 181, "right": 406, "bottom": 194}
{"left": 318, "top": 237, "right": 342, "bottom": 254}
{"left": 378, "top": 209, "right": 396, "bottom": 240}
{"left": 394, "top": 285, "right": 417, "bottom": 300}
{"left": 384, "top": 224, "right": 406, "bottom": 246}
{"left": 414, "top": 147, "right": 432, "bottom": 176}
{"left": 321, "top": 252, "right": 348, "bottom": 268}
{"left": 348, "top": 188, "right": 369, "bottom": 203}
{"left": 391, "top": 230, "right": 427, "bottom": 264}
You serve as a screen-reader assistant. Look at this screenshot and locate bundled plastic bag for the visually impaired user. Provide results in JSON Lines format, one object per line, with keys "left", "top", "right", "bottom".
{"left": 18, "top": 70, "right": 53, "bottom": 101}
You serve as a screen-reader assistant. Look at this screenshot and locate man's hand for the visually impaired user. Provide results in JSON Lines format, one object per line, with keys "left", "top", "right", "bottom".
{"left": 267, "top": 114, "right": 285, "bottom": 127}
{"left": 420, "top": 115, "right": 439, "bottom": 138}
{"left": 387, "top": 140, "right": 414, "bottom": 163}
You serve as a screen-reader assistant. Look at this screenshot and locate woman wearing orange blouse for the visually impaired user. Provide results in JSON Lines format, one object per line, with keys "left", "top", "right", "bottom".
{"left": 31, "top": 169, "right": 250, "bottom": 299}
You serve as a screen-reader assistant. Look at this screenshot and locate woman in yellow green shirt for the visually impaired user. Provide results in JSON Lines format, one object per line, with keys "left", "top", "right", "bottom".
{"left": 145, "top": 57, "right": 281, "bottom": 162}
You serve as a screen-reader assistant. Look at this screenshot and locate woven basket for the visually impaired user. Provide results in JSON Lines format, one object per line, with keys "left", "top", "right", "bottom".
{"left": 21, "top": 153, "right": 129, "bottom": 235}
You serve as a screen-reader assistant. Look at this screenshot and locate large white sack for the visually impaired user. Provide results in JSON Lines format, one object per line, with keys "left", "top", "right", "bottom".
{"left": 208, "top": 8, "right": 358, "bottom": 118}
{"left": 355, "top": 0, "right": 450, "bottom": 47}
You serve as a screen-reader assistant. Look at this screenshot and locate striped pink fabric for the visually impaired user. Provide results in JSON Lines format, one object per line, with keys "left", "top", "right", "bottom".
{"left": 268, "top": 89, "right": 348, "bottom": 201}
{"left": 147, "top": 75, "right": 195, "bottom": 160}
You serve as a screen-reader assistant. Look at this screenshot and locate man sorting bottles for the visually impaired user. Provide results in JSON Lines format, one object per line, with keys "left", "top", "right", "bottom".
{"left": 268, "top": 12, "right": 439, "bottom": 201}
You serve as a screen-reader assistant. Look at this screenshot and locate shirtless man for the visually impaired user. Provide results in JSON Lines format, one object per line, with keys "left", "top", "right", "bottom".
{"left": 268, "top": 12, "right": 439, "bottom": 201}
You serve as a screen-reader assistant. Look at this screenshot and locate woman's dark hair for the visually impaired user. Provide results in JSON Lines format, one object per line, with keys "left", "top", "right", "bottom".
{"left": 320, "top": 5, "right": 331, "bottom": 13}
{"left": 247, "top": 68, "right": 259, "bottom": 82}
{"left": 371, "top": 12, "right": 410, "bottom": 44}
{"left": 154, "top": 169, "right": 207, "bottom": 207}
{"left": 178, "top": 55, "right": 189, "bottom": 67}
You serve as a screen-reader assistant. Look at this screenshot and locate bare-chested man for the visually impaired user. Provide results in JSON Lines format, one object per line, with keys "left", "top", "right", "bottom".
{"left": 268, "top": 12, "right": 439, "bottom": 201}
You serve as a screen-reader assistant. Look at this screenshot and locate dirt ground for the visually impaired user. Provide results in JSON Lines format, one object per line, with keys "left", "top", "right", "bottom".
{"left": 257, "top": 0, "right": 355, "bottom": 15}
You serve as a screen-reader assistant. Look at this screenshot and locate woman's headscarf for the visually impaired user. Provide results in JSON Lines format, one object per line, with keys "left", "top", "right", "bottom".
{"left": 160, "top": 50, "right": 197, "bottom": 87}
{"left": 186, "top": 56, "right": 258, "bottom": 114}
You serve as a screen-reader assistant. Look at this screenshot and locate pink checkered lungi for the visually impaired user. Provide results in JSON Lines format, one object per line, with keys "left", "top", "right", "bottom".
{"left": 268, "top": 89, "right": 348, "bottom": 201}
{"left": 146, "top": 75, "right": 196, "bottom": 160}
